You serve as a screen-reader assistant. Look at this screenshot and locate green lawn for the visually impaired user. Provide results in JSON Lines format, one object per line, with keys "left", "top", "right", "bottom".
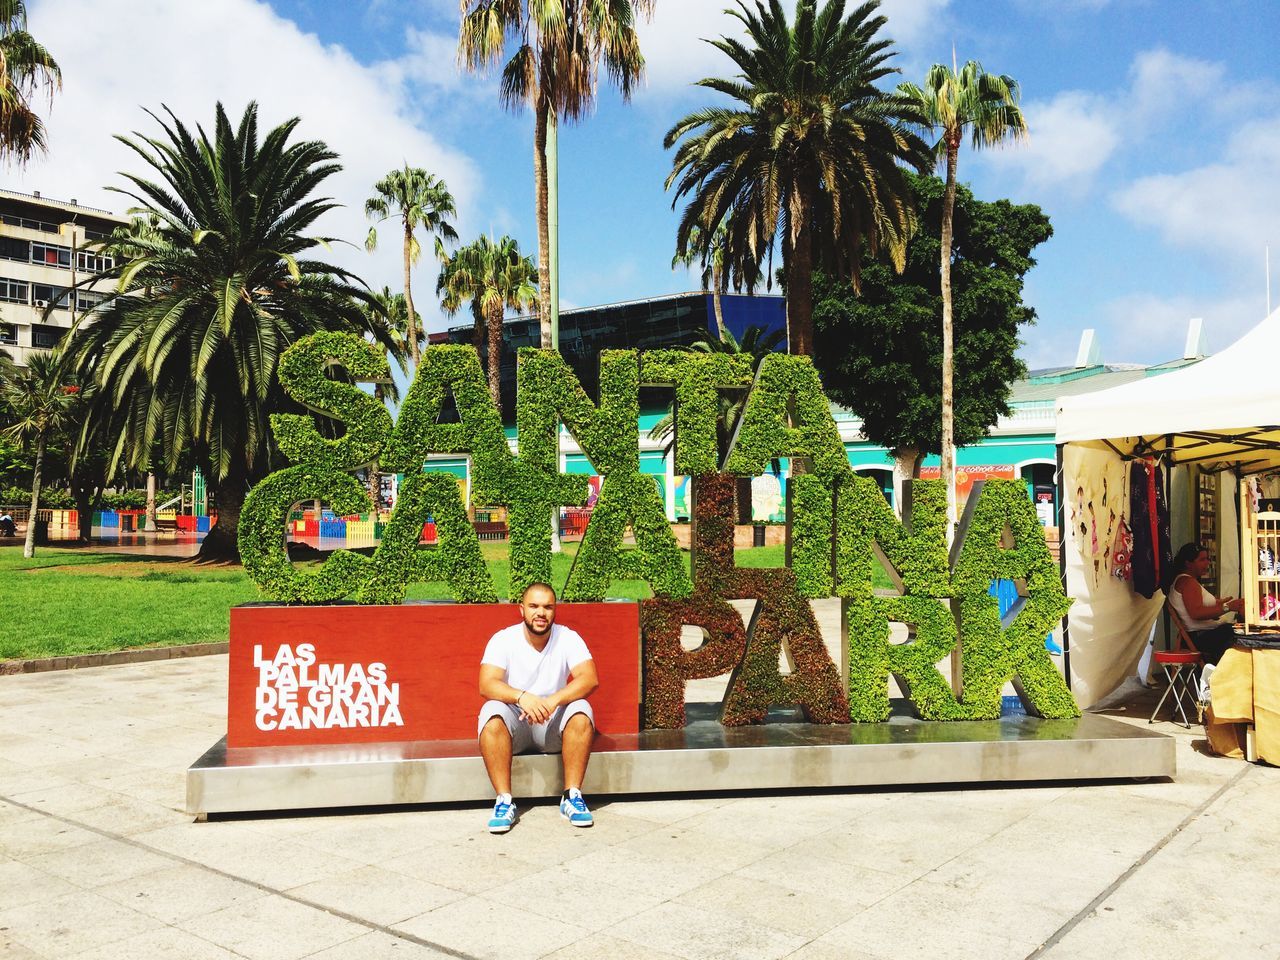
{"left": 0, "top": 542, "right": 822, "bottom": 661}
{"left": 0, "top": 548, "right": 262, "bottom": 660}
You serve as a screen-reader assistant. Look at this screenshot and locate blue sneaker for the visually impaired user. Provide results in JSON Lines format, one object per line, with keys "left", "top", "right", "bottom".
{"left": 560, "top": 790, "right": 594, "bottom": 827}
{"left": 488, "top": 798, "right": 517, "bottom": 834}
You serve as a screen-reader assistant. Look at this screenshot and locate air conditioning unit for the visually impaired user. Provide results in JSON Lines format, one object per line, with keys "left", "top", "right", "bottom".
{"left": 33, "top": 299, "right": 48, "bottom": 308}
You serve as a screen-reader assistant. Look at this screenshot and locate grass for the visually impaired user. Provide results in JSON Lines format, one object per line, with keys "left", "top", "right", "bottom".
{"left": 0, "top": 548, "right": 262, "bottom": 661}
{"left": 0, "top": 541, "right": 832, "bottom": 661}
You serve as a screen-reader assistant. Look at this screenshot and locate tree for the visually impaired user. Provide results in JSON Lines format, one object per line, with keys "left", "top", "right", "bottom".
{"left": 649, "top": 324, "right": 784, "bottom": 520}
{"left": 672, "top": 222, "right": 755, "bottom": 342}
{"left": 0, "top": 0, "right": 60, "bottom": 165}
{"left": 360, "top": 287, "right": 412, "bottom": 510}
{"left": 2, "top": 350, "right": 76, "bottom": 556}
{"left": 438, "top": 234, "right": 538, "bottom": 409}
{"left": 362, "top": 287, "right": 413, "bottom": 399}
{"left": 899, "top": 58, "right": 1028, "bottom": 529}
{"left": 665, "top": 0, "right": 928, "bottom": 359}
{"left": 365, "top": 166, "right": 458, "bottom": 367}
{"left": 66, "top": 102, "right": 394, "bottom": 562}
{"left": 458, "top": 0, "right": 653, "bottom": 346}
{"left": 812, "top": 173, "right": 1051, "bottom": 500}
{"left": 97, "top": 214, "right": 162, "bottom": 530}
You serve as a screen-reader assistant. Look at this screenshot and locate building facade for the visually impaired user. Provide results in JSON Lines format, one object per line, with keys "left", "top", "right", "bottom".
{"left": 0, "top": 189, "right": 126, "bottom": 366}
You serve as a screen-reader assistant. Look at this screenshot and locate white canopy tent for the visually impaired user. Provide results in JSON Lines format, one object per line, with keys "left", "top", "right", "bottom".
{"left": 1055, "top": 307, "right": 1280, "bottom": 707}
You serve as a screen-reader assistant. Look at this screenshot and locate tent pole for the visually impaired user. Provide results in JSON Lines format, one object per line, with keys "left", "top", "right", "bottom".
{"left": 1235, "top": 465, "right": 1246, "bottom": 602}
{"left": 1056, "top": 442, "right": 1072, "bottom": 689}
{"left": 1160, "top": 435, "right": 1174, "bottom": 652}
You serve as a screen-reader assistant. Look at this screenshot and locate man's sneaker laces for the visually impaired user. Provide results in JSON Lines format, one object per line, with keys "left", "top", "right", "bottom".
{"left": 488, "top": 800, "right": 517, "bottom": 833}
{"left": 560, "top": 792, "right": 594, "bottom": 827}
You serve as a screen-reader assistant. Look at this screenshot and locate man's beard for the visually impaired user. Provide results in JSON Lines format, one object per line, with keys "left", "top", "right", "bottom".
{"left": 525, "top": 617, "right": 553, "bottom": 636}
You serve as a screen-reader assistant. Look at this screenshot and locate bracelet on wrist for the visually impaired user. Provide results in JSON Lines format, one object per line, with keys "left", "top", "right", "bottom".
{"left": 515, "top": 690, "right": 524, "bottom": 706}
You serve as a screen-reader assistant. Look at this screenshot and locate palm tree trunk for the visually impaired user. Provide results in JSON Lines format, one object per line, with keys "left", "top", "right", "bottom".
{"left": 712, "top": 264, "right": 727, "bottom": 340}
{"left": 75, "top": 484, "right": 92, "bottom": 542}
{"left": 471, "top": 301, "right": 485, "bottom": 355}
{"left": 787, "top": 183, "right": 815, "bottom": 357}
{"left": 22, "top": 435, "right": 45, "bottom": 559}
{"left": 196, "top": 464, "right": 248, "bottom": 563}
{"left": 891, "top": 446, "right": 923, "bottom": 519}
{"left": 403, "top": 221, "right": 420, "bottom": 365}
{"left": 144, "top": 470, "right": 158, "bottom": 532}
{"left": 940, "top": 140, "right": 960, "bottom": 536}
{"left": 534, "top": 95, "right": 553, "bottom": 349}
{"left": 535, "top": 89, "right": 561, "bottom": 552}
{"left": 486, "top": 302, "right": 503, "bottom": 410}
{"left": 367, "top": 463, "right": 381, "bottom": 511}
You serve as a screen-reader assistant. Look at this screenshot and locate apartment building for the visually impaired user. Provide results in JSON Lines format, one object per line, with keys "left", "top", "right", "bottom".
{"left": 0, "top": 189, "right": 127, "bottom": 366}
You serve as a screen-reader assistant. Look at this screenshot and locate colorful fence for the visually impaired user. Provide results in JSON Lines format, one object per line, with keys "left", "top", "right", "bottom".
{"left": 0, "top": 506, "right": 215, "bottom": 541}
{"left": 282, "top": 506, "right": 600, "bottom": 549}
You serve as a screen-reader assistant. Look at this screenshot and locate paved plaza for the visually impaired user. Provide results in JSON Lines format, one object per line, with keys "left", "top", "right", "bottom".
{"left": 1, "top": 654, "right": 1277, "bottom": 960}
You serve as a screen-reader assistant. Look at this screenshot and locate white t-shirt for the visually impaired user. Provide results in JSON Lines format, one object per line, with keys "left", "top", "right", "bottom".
{"left": 481, "top": 623, "right": 592, "bottom": 698}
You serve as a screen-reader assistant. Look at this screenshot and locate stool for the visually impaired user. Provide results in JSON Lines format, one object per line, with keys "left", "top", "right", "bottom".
{"left": 1149, "top": 650, "right": 1203, "bottom": 728}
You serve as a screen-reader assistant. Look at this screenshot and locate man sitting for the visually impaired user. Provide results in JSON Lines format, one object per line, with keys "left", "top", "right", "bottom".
{"left": 477, "top": 582, "right": 598, "bottom": 833}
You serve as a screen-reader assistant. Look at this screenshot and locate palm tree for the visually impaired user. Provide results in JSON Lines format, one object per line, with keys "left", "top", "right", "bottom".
{"left": 665, "top": 0, "right": 928, "bottom": 359}
{"left": 438, "top": 234, "right": 538, "bottom": 408}
{"left": 65, "top": 102, "right": 394, "bottom": 562}
{"left": 2, "top": 350, "right": 76, "bottom": 557}
{"left": 649, "top": 324, "right": 786, "bottom": 464}
{"left": 0, "top": 0, "right": 60, "bottom": 165}
{"left": 673, "top": 221, "right": 768, "bottom": 342}
{"left": 672, "top": 223, "right": 729, "bottom": 341}
{"left": 365, "top": 166, "right": 458, "bottom": 366}
{"left": 899, "top": 59, "right": 1027, "bottom": 529}
{"left": 360, "top": 287, "right": 412, "bottom": 510}
{"left": 458, "top": 0, "right": 653, "bottom": 346}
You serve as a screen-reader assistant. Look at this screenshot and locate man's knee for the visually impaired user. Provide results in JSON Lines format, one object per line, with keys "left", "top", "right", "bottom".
{"left": 564, "top": 710, "right": 594, "bottom": 736}
{"left": 479, "top": 715, "right": 512, "bottom": 742}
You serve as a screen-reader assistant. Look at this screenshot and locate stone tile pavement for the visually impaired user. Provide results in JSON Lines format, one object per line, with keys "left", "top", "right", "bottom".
{"left": 1, "top": 656, "right": 1278, "bottom": 960}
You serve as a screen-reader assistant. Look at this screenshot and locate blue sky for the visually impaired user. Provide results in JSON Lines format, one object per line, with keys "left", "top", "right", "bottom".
{"left": 14, "top": 0, "right": 1280, "bottom": 369}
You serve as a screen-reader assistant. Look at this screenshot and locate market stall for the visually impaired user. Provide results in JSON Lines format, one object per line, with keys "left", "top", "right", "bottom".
{"left": 1055, "top": 306, "right": 1280, "bottom": 708}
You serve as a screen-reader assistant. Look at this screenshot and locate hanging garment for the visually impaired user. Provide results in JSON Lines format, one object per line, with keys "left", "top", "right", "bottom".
{"left": 1130, "top": 459, "right": 1173, "bottom": 599}
{"left": 1111, "top": 516, "right": 1133, "bottom": 581}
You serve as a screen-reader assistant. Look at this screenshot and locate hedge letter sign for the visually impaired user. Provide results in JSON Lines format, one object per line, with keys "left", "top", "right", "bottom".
{"left": 239, "top": 335, "right": 1077, "bottom": 726}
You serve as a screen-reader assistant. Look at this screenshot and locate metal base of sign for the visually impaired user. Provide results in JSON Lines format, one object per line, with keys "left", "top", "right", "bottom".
{"left": 186, "top": 705, "right": 1175, "bottom": 818}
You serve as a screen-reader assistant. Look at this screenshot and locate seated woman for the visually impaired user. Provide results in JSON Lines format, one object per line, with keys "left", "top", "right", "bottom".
{"left": 1167, "top": 542, "right": 1244, "bottom": 665}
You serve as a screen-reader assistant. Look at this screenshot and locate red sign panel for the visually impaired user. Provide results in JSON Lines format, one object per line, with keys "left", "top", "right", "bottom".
{"left": 228, "top": 603, "right": 640, "bottom": 748}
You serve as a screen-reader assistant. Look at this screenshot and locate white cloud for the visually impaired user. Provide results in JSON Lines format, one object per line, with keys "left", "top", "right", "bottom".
{"left": 876, "top": 0, "right": 952, "bottom": 52}
{"left": 13, "top": 0, "right": 480, "bottom": 328}
{"left": 1127, "top": 49, "right": 1238, "bottom": 134}
{"left": 636, "top": 1, "right": 756, "bottom": 96}
{"left": 979, "top": 48, "right": 1251, "bottom": 194}
{"left": 1094, "top": 291, "right": 1266, "bottom": 362}
{"left": 1112, "top": 114, "right": 1280, "bottom": 264}
{"left": 982, "top": 91, "right": 1118, "bottom": 191}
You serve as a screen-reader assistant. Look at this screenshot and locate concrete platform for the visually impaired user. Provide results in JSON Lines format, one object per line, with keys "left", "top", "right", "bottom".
{"left": 187, "top": 705, "right": 1175, "bottom": 817}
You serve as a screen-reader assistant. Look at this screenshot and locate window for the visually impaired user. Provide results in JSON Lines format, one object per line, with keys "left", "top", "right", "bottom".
{"left": 31, "top": 283, "right": 70, "bottom": 309}
{"left": 76, "top": 290, "right": 107, "bottom": 313}
{"left": 31, "top": 324, "right": 64, "bottom": 349}
{"left": 0, "top": 237, "right": 29, "bottom": 263}
{"left": 0, "top": 277, "right": 28, "bottom": 303}
{"left": 30, "top": 241, "right": 72, "bottom": 269}
{"left": 0, "top": 213, "right": 59, "bottom": 233}
{"left": 77, "top": 251, "right": 114, "bottom": 272}
{"left": 0, "top": 323, "right": 15, "bottom": 344}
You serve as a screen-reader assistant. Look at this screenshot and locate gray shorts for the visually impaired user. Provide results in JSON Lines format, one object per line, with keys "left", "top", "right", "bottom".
{"left": 477, "top": 699, "right": 595, "bottom": 754}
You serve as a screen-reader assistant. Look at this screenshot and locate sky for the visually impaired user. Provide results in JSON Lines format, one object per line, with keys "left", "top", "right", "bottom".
{"left": 9, "top": 0, "right": 1280, "bottom": 370}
